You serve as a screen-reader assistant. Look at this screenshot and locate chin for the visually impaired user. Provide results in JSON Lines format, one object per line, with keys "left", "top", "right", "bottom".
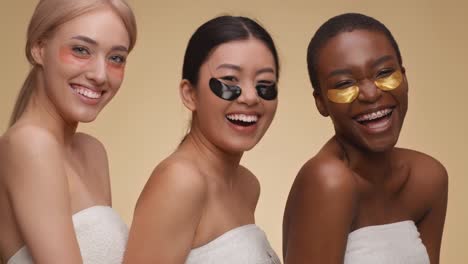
{"left": 219, "top": 138, "right": 259, "bottom": 154}
{"left": 69, "top": 109, "right": 101, "bottom": 123}
{"left": 362, "top": 136, "right": 399, "bottom": 153}
{"left": 79, "top": 116, "right": 99, "bottom": 123}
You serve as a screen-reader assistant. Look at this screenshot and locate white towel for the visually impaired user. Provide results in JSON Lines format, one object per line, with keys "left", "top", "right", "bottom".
{"left": 185, "top": 224, "right": 281, "bottom": 264}
{"left": 7, "top": 206, "right": 128, "bottom": 264}
{"left": 344, "top": 220, "right": 429, "bottom": 264}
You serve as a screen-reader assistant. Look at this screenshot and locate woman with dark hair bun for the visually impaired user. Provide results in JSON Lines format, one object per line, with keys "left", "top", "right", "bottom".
{"left": 283, "top": 13, "right": 447, "bottom": 264}
{"left": 124, "top": 15, "right": 281, "bottom": 264}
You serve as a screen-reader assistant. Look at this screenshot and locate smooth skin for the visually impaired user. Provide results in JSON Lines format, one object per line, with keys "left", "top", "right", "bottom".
{"left": 0, "top": 7, "right": 130, "bottom": 264}
{"left": 283, "top": 30, "right": 448, "bottom": 264}
{"left": 123, "top": 38, "right": 278, "bottom": 263}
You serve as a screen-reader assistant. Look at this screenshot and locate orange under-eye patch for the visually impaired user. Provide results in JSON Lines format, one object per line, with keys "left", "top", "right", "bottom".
{"left": 106, "top": 61, "right": 125, "bottom": 80}
{"left": 58, "top": 45, "right": 90, "bottom": 67}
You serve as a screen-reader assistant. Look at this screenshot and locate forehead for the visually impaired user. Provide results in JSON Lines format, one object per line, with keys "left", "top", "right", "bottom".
{"left": 51, "top": 7, "right": 130, "bottom": 49}
{"left": 317, "top": 30, "right": 397, "bottom": 73}
{"left": 206, "top": 38, "right": 276, "bottom": 73}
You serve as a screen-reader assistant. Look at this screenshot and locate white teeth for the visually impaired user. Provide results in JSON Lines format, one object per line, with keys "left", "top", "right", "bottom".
{"left": 226, "top": 114, "right": 258, "bottom": 123}
{"left": 356, "top": 108, "right": 392, "bottom": 122}
{"left": 71, "top": 85, "right": 102, "bottom": 99}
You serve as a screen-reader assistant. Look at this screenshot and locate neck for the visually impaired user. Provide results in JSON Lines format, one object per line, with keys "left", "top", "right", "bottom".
{"left": 20, "top": 78, "right": 78, "bottom": 147}
{"left": 181, "top": 124, "right": 243, "bottom": 186}
{"left": 335, "top": 136, "right": 394, "bottom": 184}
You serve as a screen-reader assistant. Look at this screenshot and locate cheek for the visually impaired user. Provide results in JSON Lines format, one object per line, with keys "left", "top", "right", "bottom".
{"left": 390, "top": 84, "right": 408, "bottom": 105}
{"left": 106, "top": 63, "right": 125, "bottom": 82}
{"left": 399, "top": 91, "right": 409, "bottom": 116}
{"left": 58, "top": 46, "right": 89, "bottom": 69}
{"left": 267, "top": 101, "right": 278, "bottom": 117}
{"left": 329, "top": 105, "right": 352, "bottom": 124}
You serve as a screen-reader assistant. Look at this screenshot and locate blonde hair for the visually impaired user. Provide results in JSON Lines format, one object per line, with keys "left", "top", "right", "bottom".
{"left": 9, "top": 0, "right": 137, "bottom": 126}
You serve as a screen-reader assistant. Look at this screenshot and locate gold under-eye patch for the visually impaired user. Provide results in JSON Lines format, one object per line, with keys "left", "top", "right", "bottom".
{"left": 374, "top": 70, "right": 403, "bottom": 91}
{"left": 326, "top": 70, "right": 403, "bottom": 104}
{"left": 327, "top": 85, "right": 359, "bottom": 104}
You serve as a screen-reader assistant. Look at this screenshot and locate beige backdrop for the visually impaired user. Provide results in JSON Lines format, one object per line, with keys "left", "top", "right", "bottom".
{"left": 1, "top": 0, "right": 467, "bottom": 262}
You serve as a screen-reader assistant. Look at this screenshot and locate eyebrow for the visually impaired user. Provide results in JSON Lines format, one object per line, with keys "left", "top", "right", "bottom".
{"left": 216, "top": 63, "right": 275, "bottom": 75}
{"left": 327, "top": 68, "right": 353, "bottom": 79}
{"left": 71, "top": 35, "right": 97, "bottom": 45}
{"left": 371, "top": 55, "right": 394, "bottom": 68}
{"left": 326, "top": 55, "right": 396, "bottom": 79}
{"left": 71, "top": 35, "right": 129, "bottom": 52}
{"left": 256, "top": 67, "right": 275, "bottom": 75}
{"left": 216, "top": 64, "right": 241, "bottom": 71}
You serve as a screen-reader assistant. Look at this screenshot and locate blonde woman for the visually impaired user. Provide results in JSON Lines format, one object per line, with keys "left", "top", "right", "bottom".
{"left": 0, "top": 0, "right": 137, "bottom": 263}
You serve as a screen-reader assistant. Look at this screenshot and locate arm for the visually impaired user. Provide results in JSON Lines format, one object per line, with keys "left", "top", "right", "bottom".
{"left": 283, "top": 158, "right": 357, "bottom": 264}
{"left": 123, "top": 160, "right": 206, "bottom": 264}
{"left": 417, "top": 160, "right": 448, "bottom": 264}
{"left": 0, "top": 128, "right": 82, "bottom": 264}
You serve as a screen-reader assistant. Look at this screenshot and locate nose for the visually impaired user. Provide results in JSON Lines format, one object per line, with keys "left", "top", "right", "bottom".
{"left": 85, "top": 57, "right": 107, "bottom": 86}
{"left": 357, "top": 79, "right": 382, "bottom": 103}
{"left": 236, "top": 82, "right": 259, "bottom": 106}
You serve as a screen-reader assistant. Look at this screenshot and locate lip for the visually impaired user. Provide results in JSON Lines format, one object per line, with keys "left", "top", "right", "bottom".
{"left": 70, "top": 83, "right": 104, "bottom": 105}
{"left": 225, "top": 118, "right": 259, "bottom": 133}
{"left": 226, "top": 110, "right": 261, "bottom": 116}
{"left": 225, "top": 111, "right": 261, "bottom": 134}
{"left": 353, "top": 106, "right": 396, "bottom": 134}
{"left": 352, "top": 104, "right": 395, "bottom": 119}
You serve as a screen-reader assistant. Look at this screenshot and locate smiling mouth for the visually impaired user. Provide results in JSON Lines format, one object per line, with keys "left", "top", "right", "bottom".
{"left": 70, "top": 84, "right": 103, "bottom": 99}
{"left": 226, "top": 113, "right": 258, "bottom": 127}
{"left": 354, "top": 108, "right": 394, "bottom": 127}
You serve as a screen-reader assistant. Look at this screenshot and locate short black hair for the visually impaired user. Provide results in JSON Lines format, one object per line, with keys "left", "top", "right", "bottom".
{"left": 182, "top": 15, "right": 280, "bottom": 86}
{"left": 307, "top": 13, "right": 402, "bottom": 93}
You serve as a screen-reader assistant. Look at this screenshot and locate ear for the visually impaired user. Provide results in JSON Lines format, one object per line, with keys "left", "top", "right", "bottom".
{"left": 313, "top": 90, "right": 329, "bottom": 117}
{"left": 30, "top": 40, "right": 46, "bottom": 66}
{"left": 179, "top": 79, "right": 197, "bottom": 111}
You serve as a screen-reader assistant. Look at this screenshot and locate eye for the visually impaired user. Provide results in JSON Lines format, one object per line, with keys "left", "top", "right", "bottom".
{"left": 220, "top": 76, "right": 238, "bottom": 81}
{"left": 256, "top": 81, "right": 278, "bottom": 100}
{"left": 109, "top": 55, "right": 126, "bottom": 65}
{"left": 71, "top": 46, "right": 90, "bottom": 56}
{"left": 335, "top": 80, "right": 355, "bottom": 89}
{"left": 257, "top": 80, "right": 276, "bottom": 86}
{"left": 376, "top": 68, "right": 395, "bottom": 79}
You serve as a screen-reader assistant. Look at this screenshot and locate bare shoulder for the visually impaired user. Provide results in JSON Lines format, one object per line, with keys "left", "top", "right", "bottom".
{"left": 72, "top": 132, "right": 109, "bottom": 172}
{"left": 0, "top": 125, "right": 63, "bottom": 205}
{"left": 0, "top": 125, "right": 62, "bottom": 180}
{"left": 0, "top": 126, "right": 83, "bottom": 263}
{"left": 125, "top": 154, "right": 209, "bottom": 263}
{"left": 397, "top": 148, "right": 448, "bottom": 191}
{"left": 238, "top": 165, "right": 260, "bottom": 192}
{"left": 283, "top": 153, "right": 359, "bottom": 262}
{"left": 137, "top": 154, "right": 208, "bottom": 209}
{"left": 73, "top": 132, "right": 107, "bottom": 163}
{"left": 73, "top": 133, "right": 111, "bottom": 201}
{"left": 284, "top": 153, "right": 359, "bottom": 227}
{"left": 292, "top": 154, "right": 358, "bottom": 198}
{"left": 396, "top": 148, "right": 447, "bottom": 222}
{"left": 238, "top": 165, "right": 260, "bottom": 210}
{"left": 0, "top": 124, "right": 60, "bottom": 151}
{"left": 74, "top": 132, "right": 106, "bottom": 152}
{"left": 0, "top": 124, "right": 70, "bottom": 216}
{"left": 285, "top": 154, "right": 359, "bottom": 224}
